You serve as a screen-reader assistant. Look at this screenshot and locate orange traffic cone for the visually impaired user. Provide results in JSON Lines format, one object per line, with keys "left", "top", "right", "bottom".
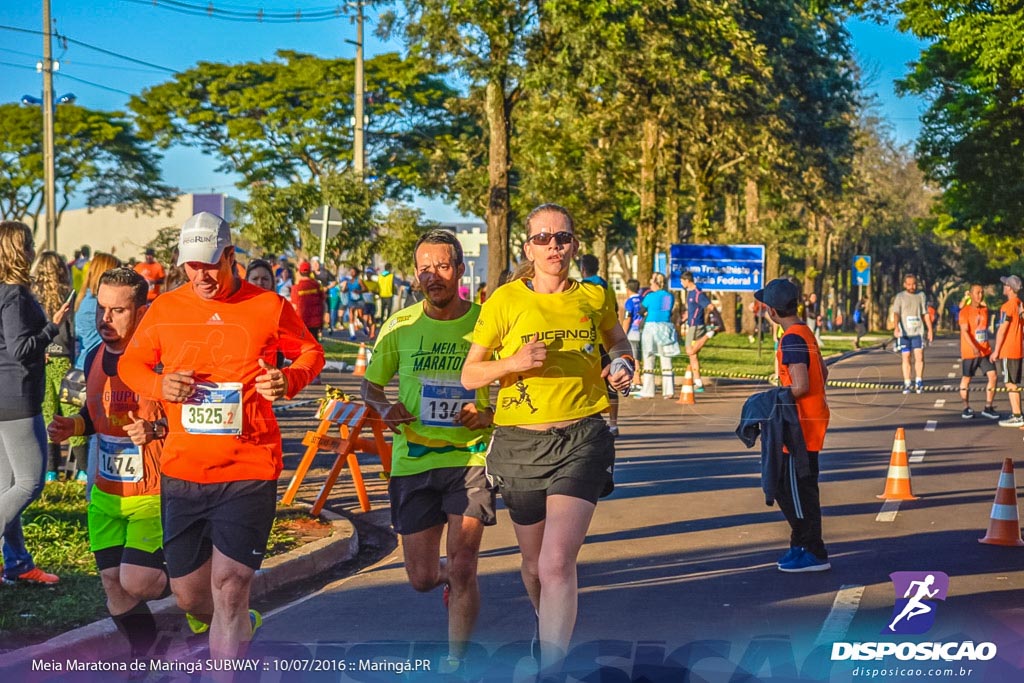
{"left": 979, "top": 458, "right": 1024, "bottom": 547}
{"left": 677, "top": 370, "right": 695, "bottom": 405}
{"left": 353, "top": 343, "right": 368, "bottom": 377}
{"left": 877, "top": 427, "right": 918, "bottom": 501}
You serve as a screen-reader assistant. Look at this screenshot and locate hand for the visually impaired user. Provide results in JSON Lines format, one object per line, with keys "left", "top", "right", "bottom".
{"left": 162, "top": 370, "right": 196, "bottom": 403}
{"left": 509, "top": 334, "right": 546, "bottom": 373}
{"left": 254, "top": 358, "right": 288, "bottom": 401}
{"left": 927, "top": 331, "right": 934, "bottom": 344}
{"left": 53, "top": 301, "right": 71, "bottom": 327}
{"left": 124, "top": 411, "right": 153, "bottom": 446}
{"left": 381, "top": 402, "right": 416, "bottom": 432}
{"left": 456, "top": 403, "right": 493, "bottom": 430}
{"left": 47, "top": 414, "right": 76, "bottom": 443}
{"left": 602, "top": 359, "right": 634, "bottom": 394}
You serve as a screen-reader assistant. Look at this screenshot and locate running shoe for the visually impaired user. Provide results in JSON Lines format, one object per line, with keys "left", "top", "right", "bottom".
{"left": 961, "top": 407, "right": 975, "bottom": 419}
{"left": 185, "top": 613, "right": 209, "bottom": 635}
{"left": 250, "top": 609, "right": 263, "bottom": 636}
{"left": 999, "top": 415, "right": 1024, "bottom": 428}
{"left": 901, "top": 384, "right": 912, "bottom": 395}
{"left": 75, "top": 470, "right": 88, "bottom": 483}
{"left": 915, "top": 380, "right": 924, "bottom": 394}
{"left": 438, "top": 656, "right": 462, "bottom": 675}
{"left": 45, "top": 472, "right": 58, "bottom": 483}
{"left": 3, "top": 567, "right": 59, "bottom": 585}
{"left": 981, "top": 407, "right": 1001, "bottom": 420}
{"left": 777, "top": 546, "right": 803, "bottom": 566}
{"left": 694, "top": 385, "right": 705, "bottom": 393}
{"left": 778, "top": 549, "right": 831, "bottom": 573}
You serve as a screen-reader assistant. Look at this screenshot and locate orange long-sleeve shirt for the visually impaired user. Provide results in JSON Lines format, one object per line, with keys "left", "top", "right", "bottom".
{"left": 120, "top": 280, "right": 325, "bottom": 483}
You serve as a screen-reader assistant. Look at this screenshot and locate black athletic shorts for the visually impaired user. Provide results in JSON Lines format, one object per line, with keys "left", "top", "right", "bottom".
{"left": 94, "top": 546, "right": 165, "bottom": 573}
{"left": 486, "top": 415, "right": 615, "bottom": 525}
{"left": 387, "top": 466, "right": 496, "bottom": 535}
{"left": 160, "top": 476, "right": 277, "bottom": 578}
{"left": 1002, "top": 358, "right": 1023, "bottom": 385}
{"left": 963, "top": 357, "right": 996, "bottom": 378}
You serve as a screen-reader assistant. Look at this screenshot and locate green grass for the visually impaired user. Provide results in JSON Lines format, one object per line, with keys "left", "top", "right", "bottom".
{"left": 675, "top": 332, "right": 883, "bottom": 377}
{"left": 321, "top": 336, "right": 364, "bottom": 364}
{"left": 0, "top": 482, "right": 328, "bottom": 647}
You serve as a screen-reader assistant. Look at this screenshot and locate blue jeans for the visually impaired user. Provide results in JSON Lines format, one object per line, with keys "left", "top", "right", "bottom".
{"left": 2, "top": 515, "right": 35, "bottom": 578}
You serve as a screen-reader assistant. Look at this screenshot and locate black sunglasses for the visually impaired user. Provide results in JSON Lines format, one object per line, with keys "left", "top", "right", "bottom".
{"left": 527, "top": 231, "right": 575, "bottom": 246}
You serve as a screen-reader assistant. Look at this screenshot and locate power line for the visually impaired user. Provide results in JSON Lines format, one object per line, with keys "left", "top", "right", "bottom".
{"left": 118, "top": 0, "right": 348, "bottom": 23}
{"left": 63, "top": 59, "right": 172, "bottom": 74}
{"left": 0, "top": 60, "right": 39, "bottom": 71}
{"left": 56, "top": 73, "right": 135, "bottom": 96}
{"left": 0, "top": 24, "right": 177, "bottom": 73}
{"left": 0, "top": 46, "right": 41, "bottom": 59}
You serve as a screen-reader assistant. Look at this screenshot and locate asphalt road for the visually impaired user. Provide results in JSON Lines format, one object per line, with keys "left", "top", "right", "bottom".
{"left": 250, "top": 338, "right": 1024, "bottom": 682}
{"left": 8, "top": 338, "right": 1023, "bottom": 682}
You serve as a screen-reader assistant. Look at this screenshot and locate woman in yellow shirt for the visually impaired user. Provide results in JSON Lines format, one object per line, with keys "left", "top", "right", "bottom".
{"left": 462, "top": 204, "right": 634, "bottom": 675}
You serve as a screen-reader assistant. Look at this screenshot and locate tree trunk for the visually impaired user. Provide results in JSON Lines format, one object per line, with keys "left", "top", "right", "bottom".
{"left": 740, "top": 291, "right": 756, "bottom": 334}
{"left": 636, "top": 112, "right": 660, "bottom": 284}
{"left": 485, "top": 78, "right": 511, "bottom": 293}
{"left": 719, "top": 292, "right": 739, "bottom": 333}
{"left": 744, "top": 178, "right": 759, "bottom": 234}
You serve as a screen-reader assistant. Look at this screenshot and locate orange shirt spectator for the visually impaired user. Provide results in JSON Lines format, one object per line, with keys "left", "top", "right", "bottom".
{"left": 134, "top": 249, "right": 166, "bottom": 301}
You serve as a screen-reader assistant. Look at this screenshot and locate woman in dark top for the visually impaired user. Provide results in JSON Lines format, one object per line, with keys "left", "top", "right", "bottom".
{"left": 34, "top": 251, "right": 87, "bottom": 481}
{"left": 0, "top": 222, "right": 69, "bottom": 584}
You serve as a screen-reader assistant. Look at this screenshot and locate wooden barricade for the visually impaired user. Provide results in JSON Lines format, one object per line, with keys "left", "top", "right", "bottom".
{"left": 282, "top": 399, "right": 392, "bottom": 515}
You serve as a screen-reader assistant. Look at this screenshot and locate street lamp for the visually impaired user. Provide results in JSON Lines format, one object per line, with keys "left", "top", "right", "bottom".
{"left": 20, "top": 90, "right": 76, "bottom": 252}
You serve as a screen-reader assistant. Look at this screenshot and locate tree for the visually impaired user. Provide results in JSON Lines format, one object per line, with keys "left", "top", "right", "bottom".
{"left": 0, "top": 102, "right": 175, "bottom": 249}
{"left": 130, "top": 50, "right": 462, "bottom": 252}
{"left": 382, "top": 1, "right": 539, "bottom": 291}
{"left": 373, "top": 202, "right": 439, "bottom": 276}
{"left": 896, "top": 1, "right": 1024, "bottom": 236}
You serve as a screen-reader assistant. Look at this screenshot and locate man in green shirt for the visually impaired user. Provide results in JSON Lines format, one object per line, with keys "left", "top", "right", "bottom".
{"left": 360, "top": 230, "right": 494, "bottom": 673}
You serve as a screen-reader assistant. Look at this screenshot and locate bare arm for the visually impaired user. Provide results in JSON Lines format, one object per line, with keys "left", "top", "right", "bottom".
{"left": 360, "top": 378, "right": 415, "bottom": 431}
{"left": 787, "top": 362, "right": 811, "bottom": 398}
{"left": 993, "top": 321, "right": 1009, "bottom": 361}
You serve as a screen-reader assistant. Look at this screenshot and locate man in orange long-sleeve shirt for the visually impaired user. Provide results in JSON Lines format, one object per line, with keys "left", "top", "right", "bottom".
{"left": 120, "top": 212, "right": 324, "bottom": 661}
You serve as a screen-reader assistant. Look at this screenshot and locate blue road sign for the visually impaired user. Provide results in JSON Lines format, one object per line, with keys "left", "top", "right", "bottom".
{"left": 853, "top": 255, "right": 871, "bottom": 286}
{"left": 669, "top": 244, "right": 765, "bottom": 291}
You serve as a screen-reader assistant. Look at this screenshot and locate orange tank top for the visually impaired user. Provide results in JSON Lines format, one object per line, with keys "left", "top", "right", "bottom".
{"left": 86, "top": 347, "right": 163, "bottom": 497}
{"left": 776, "top": 324, "right": 830, "bottom": 452}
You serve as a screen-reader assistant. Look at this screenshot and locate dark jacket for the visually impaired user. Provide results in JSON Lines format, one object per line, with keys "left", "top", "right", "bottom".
{"left": 45, "top": 309, "right": 75, "bottom": 359}
{"left": 0, "top": 283, "right": 59, "bottom": 420}
{"left": 736, "top": 387, "right": 810, "bottom": 513}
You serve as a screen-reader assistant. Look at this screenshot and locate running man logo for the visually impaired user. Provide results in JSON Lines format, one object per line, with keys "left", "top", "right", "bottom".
{"left": 884, "top": 571, "right": 949, "bottom": 635}
{"left": 501, "top": 376, "right": 538, "bottom": 414}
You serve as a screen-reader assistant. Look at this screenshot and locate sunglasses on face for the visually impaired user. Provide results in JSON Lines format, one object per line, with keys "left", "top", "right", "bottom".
{"left": 527, "top": 231, "right": 575, "bottom": 246}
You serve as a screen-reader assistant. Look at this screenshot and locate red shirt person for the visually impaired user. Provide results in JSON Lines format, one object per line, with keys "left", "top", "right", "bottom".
{"left": 291, "top": 261, "right": 325, "bottom": 339}
{"left": 133, "top": 249, "right": 166, "bottom": 302}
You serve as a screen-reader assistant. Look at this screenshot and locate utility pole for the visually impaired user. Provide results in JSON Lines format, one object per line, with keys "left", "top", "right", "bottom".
{"left": 42, "top": 0, "right": 57, "bottom": 251}
{"left": 353, "top": 0, "right": 365, "bottom": 175}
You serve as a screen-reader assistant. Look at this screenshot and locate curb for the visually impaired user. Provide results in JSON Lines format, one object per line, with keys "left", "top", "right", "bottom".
{"left": 0, "top": 506, "right": 358, "bottom": 670}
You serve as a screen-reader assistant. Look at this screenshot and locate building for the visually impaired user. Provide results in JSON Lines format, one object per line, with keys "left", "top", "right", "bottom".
{"left": 51, "top": 194, "right": 236, "bottom": 260}
{"left": 438, "top": 221, "right": 488, "bottom": 296}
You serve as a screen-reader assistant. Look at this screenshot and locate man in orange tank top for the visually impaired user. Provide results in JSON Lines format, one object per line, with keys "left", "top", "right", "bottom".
{"left": 119, "top": 212, "right": 325, "bottom": 661}
{"left": 755, "top": 278, "right": 832, "bottom": 573}
{"left": 48, "top": 268, "right": 168, "bottom": 658}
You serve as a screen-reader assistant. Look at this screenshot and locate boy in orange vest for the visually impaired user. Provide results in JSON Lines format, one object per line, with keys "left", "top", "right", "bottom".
{"left": 755, "top": 279, "right": 832, "bottom": 572}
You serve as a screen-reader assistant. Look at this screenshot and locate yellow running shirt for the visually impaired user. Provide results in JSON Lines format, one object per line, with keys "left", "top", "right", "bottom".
{"left": 473, "top": 279, "right": 618, "bottom": 426}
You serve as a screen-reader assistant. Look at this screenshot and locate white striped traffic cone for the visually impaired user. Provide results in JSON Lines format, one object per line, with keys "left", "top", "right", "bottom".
{"left": 979, "top": 458, "right": 1024, "bottom": 547}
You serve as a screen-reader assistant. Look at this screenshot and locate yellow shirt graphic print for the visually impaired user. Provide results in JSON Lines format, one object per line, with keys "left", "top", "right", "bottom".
{"left": 473, "top": 279, "right": 618, "bottom": 426}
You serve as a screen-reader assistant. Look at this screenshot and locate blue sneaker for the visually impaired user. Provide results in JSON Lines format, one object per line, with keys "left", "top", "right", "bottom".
{"left": 777, "top": 546, "right": 803, "bottom": 566}
{"left": 915, "top": 380, "right": 924, "bottom": 394}
{"left": 45, "top": 472, "right": 58, "bottom": 483}
{"left": 778, "top": 548, "right": 831, "bottom": 573}
{"left": 250, "top": 609, "right": 262, "bottom": 636}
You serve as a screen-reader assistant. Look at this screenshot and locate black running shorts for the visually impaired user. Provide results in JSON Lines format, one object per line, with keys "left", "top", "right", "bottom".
{"left": 160, "top": 476, "right": 276, "bottom": 577}
{"left": 486, "top": 415, "right": 615, "bottom": 525}
{"left": 962, "top": 357, "right": 996, "bottom": 378}
{"left": 387, "top": 466, "right": 496, "bottom": 535}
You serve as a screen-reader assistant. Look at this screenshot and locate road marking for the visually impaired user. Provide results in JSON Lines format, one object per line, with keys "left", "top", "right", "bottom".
{"left": 876, "top": 500, "right": 901, "bottom": 522}
{"left": 934, "top": 399, "right": 945, "bottom": 408}
{"left": 910, "top": 449, "right": 926, "bottom": 463}
{"left": 947, "top": 372, "right": 956, "bottom": 378}
{"left": 814, "top": 584, "right": 866, "bottom": 646}
{"left": 925, "top": 420, "right": 937, "bottom": 432}
{"left": 952, "top": 363, "right": 959, "bottom": 368}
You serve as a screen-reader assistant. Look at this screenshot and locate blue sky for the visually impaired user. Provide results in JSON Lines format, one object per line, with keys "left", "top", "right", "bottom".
{"left": 1, "top": 3, "right": 927, "bottom": 221}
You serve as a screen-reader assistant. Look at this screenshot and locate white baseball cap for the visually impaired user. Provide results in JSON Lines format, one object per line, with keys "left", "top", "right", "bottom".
{"left": 177, "top": 212, "right": 232, "bottom": 266}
